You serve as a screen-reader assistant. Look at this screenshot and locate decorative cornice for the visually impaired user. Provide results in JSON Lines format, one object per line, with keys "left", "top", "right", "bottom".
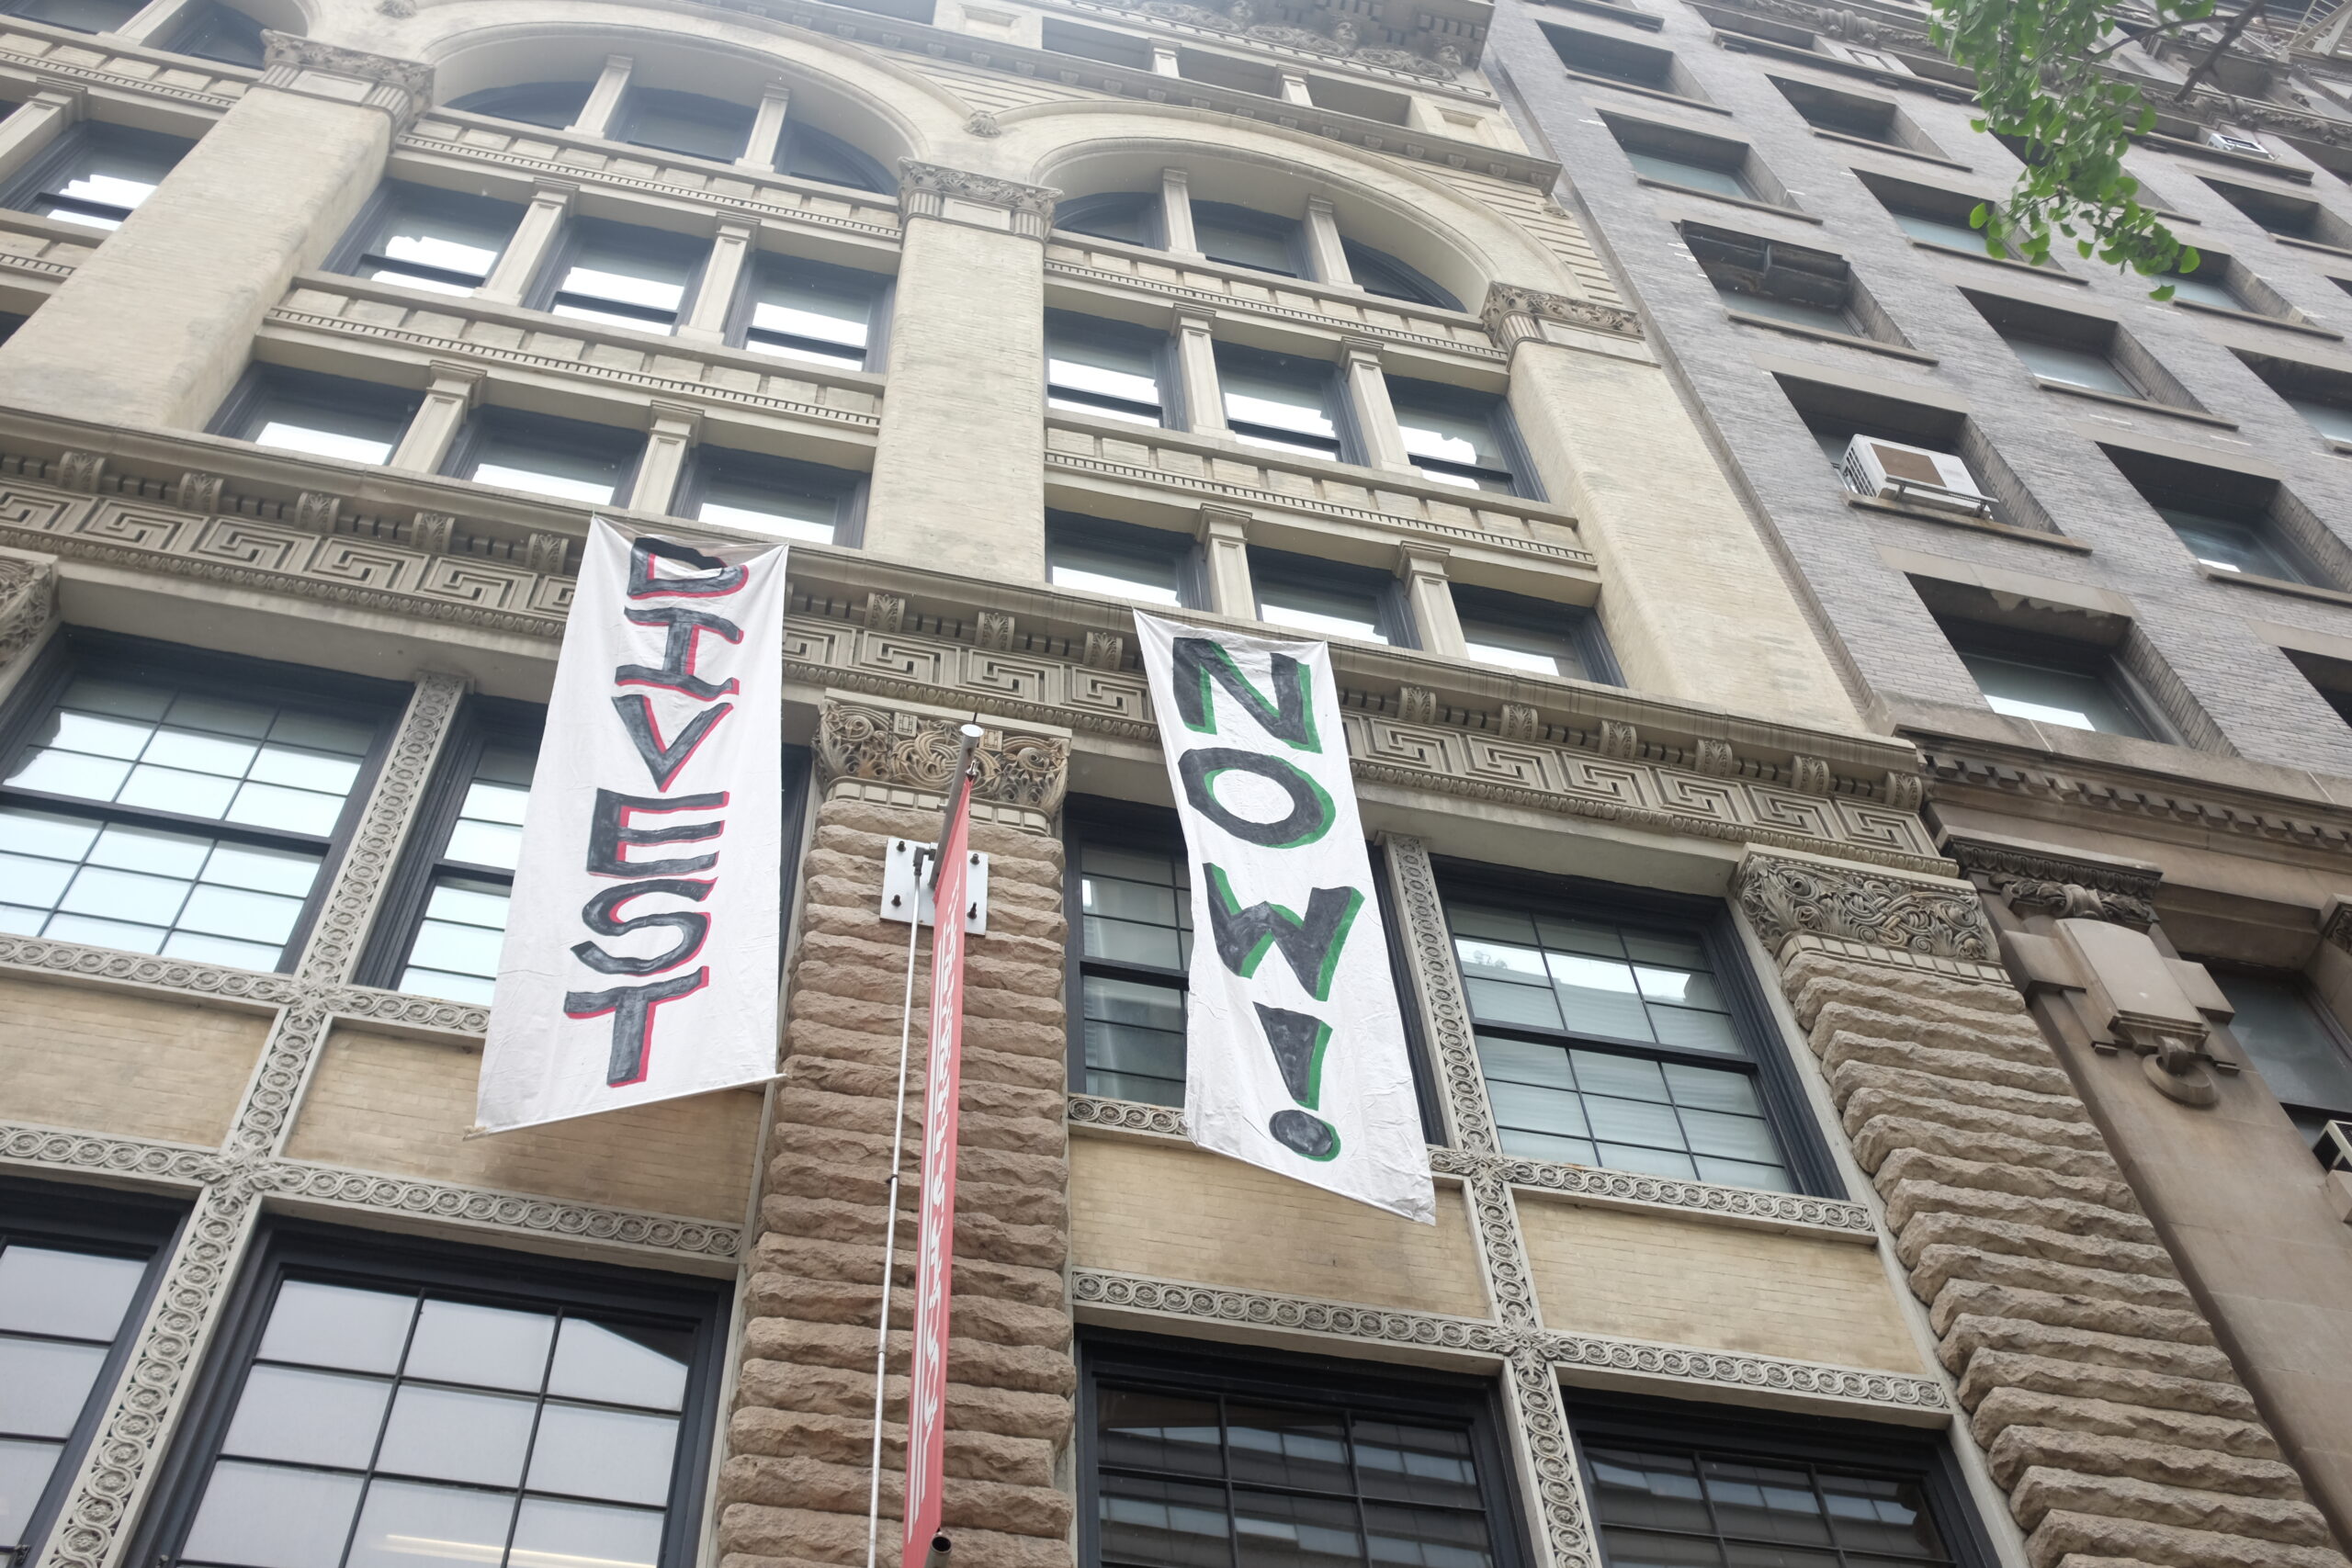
{"left": 257, "top": 34, "right": 432, "bottom": 129}
{"left": 1481, "top": 281, "right": 1645, "bottom": 349}
{"left": 815, "top": 699, "right": 1070, "bottom": 818}
{"left": 1942, "top": 830, "right": 2161, "bottom": 929}
{"left": 1736, "top": 851, "right": 1994, "bottom": 963}
{"left": 897, "top": 161, "right": 1060, "bottom": 241}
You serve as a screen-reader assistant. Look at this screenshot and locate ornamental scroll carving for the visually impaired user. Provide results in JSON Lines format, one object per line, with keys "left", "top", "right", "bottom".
{"left": 816, "top": 701, "right": 1069, "bottom": 817}
{"left": 0, "top": 554, "right": 55, "bottom": 669}
{"left": 897, "top": 161, "right": 1061, "bottom": 241}
{"left": 1944, "top": 834, "right": 2161, "bottom": 930}
{"left": 1736, "top": 852, "right": 1994, "bottom": 963}
{"left": 1480, "top": 282, "right": 1645, "bottom": 348}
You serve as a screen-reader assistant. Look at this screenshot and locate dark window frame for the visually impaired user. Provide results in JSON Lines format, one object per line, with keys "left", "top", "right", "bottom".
{"left": 1056, "top": 192, "right": 1166, "bottom": 248}
{"left": 1046, "top": 309, "right": 1183, "bottom": 428}
{"left": 1566, "top": 1387, "right": 1998, "bottom": 1568}
{"left": 1213, "top": 341, "right": 1359, "bottom": 466}
{"left": 725, "top": 250, "right": 893, "bottom": 370}
{"left": 1078, "top": 1328, "right": 1537, "bottom": 1568}
{"left": 527, "top": 216, "right": 710, "bottom": 334}
{"left": 1684, "top": 223, "right": 1863, "bottom": 335}
{"left": 0, "top": 629, "right": 405, "bottom": 973}
{"left": 2203, "top": 964, "right": 2352, "bottom": 1131}
{"left": 0, "top": 119, "right": 195, "bottom": 228}
{"left": 1384, "top": 375, "right": 1542, "bottom": 498}
{"left": 0, "top": 0, "right": 139, "bottom": 35}
{"left": 445, "top": 82, "right": 594, "bottom": 130}
{"left": 327, "top": 180, "right": 526, "bottom": 295}
{"left": 1063, "top": 795, "right": 1192, "bottom": 1106}
{"left": 672, "top": 445, "right": 869, "bottom": 547}
{"left": 610, "top": 85, "right": 754, "bottom": 163}
{"left": 1432, "top": 858, "right": 1846, "bottom": 1197}
{"left": 163, "top": 1, "right": 266, "bottom": 67}
{"left": 1189, "top": 199, "right": 1309, "bottom": 278}
{"left": 1939, "top": 619, "right": 2178, "bottom": 744}
{"left": 1341, "top": 239, "right": 1463, "bottom": 310}
{"left": 207, "top": 362, "right": 424, "bottom": 460}
{"left": 1250, "top": 545, "right": 1417, "bottom": 649}
{"left": 1450, "top": 584, "right": 1623, "bottom": 686}
{"left": 772, "top": 120, "right": 894, "bottom": 195}
{"left": 1044, "top": 512, "right": 1209, "bottom": 610}
{"left": 440, "top": 405, "right": 647, "bottom": 505}
{"left": 1, "top": 1175, "right": 186, "bottom": 1562}
{"left": 128, "top": 1217, "right": 733, "bottom": 1568}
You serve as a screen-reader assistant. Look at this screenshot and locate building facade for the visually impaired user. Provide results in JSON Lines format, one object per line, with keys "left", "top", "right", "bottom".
{"left": 1484, "top": 0, "right": 2352, "bottom": 1561}
{"left": 0, "top": 2, "right": 2336, "bottom": 1568}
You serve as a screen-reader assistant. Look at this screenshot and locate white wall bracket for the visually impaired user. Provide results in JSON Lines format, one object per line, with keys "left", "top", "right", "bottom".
{"left": 879, "top": 837, "right": 989, "bottom": 935}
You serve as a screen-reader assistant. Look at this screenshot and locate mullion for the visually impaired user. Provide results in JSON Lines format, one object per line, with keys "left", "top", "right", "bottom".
{"left": 327, "top": 1284, "right": 428, "bottom": 1568}
{"left": 498, "top": 1305, "right": 571, "bottom": 1568}
{"left": 362, "top": 251, "right": 487, "bottom": 289}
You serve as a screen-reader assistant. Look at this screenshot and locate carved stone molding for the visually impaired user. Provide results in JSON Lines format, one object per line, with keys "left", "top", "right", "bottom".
{"left": 1067, "top": 1095, "right": 1188, "bottom": 1136}
{"left": 897, "top": 160, "right": 1061, "bottom": 240}
{"left": 1381, "top": 835, "right": 1498, "bottom": 1153}
{"left": 1943, "top": 830, "right": 2162, "bottom": 929}
{"left": 1481, "top": 282, "right": 1645, "bottom": 350}
{"left": 815, "top": 699, "right": 1070, "bottom": 818}
{"left": 258, "top": 34, "right": 434, "bottom": 128}
{"left": 2324, "top": 897, "right": 2352, "bottom": 956}
{"left": 0, "top": 552, "right": 56, "bottom": 670}
{"left": 1736, "top": 851, "right": 1994, "bottom": 963}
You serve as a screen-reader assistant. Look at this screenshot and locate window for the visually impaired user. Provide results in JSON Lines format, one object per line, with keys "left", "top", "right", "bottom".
{"left": 1041, "top": 18, "right": 1155, "bottom": 68}
{"left": 1950, "top": 636, "right": 2159, "bottom": 739}
{"left": 2211, "top": 972, "right": 2352, "bottom": 1140}
{"left": 1453, "top": 587, "right": 1617, "bottom": 682}
{"left": 731, "top": 253, "right": 887, "bottom": 368}
{"left": 142, "top": 1221, "right": 728, "bottom": 1568}
{"left": 1056, "top": 192, "right": 1161, "bottom": 247}
{"left": 1605, "top": 118, "right": 1760, "bottom": 202}
{"left": 2157, "top": 503, "right": 2306, "bottom": 581}
{"left": 1082, "top": 1334, "right": 1523, "bottom": 1568}
{"left": 2230, "top": 351, "right": 2352, "bottom": 443}
{"left": 2160, "top": 259, "right": 2245, "bottom": 311}
{"left": 444, "top": 409, "right": 645, "bottom": 505}
{"left": 1772, "top": 76, "right": 1927, "bottom": 152}
{"left": 2204, "top": 179, "right": 2352, "bottom": 252}
{"left": 1216, "top": 344, "right": 1346, "bottom": 461}
{"left": 0, "top": 0, "right": 136, "bottom": 33}
{"left": 2104, "top": 446, "right": 2334, "bottom": 586}
{"left": 1685, "top": 225, "right": 1867, "bottom": 337}
{"left": 1191, "top": 201, "right": 1303, "bottom": 276}
{"left": 362, "top": 702, "right": 537, "bottom": 1004}
{"left": 1445, "top": 885, "right": 1810, "bottom": 1191}
{"left": 447, "top": 82, "right": 594, "bottom": 130}
{"left": 1252, "top": 547, "right": 1409, "bottom": 645}
{"left": 772, "top": 122, "right": 891, "bottom": 194}
{"left": 334, "top": 182, "right": 523, "bottom": 297}
{"left": 1067, "top": 804, "right": 1191, "bottom": 1105}
{"left": 1046, "top": 513, "right": 1200, "bottom": 607}
{"left": 209, "top": 367, "right": 422, "bottom": 467}
{"left": 0, "top": 1179, "right": 179, "bottom": 1563}
{"left": 612, "top": 88, "right": 752, "bottom": 163}
{"left": 535, "top": 218, "right": 707, "bottom": 334}
{"left": 164, "top": 2, "right": 266, "bottom": 67}
{"left": 4, "top": 122, "right": 193, "bottom": 230}
{"left": 674, "top": 446, "right": 862, "bottom": 544}
{"left": 1857, "top": 174, "right": 2009, "bottom": 258}
{"left": 0, "top": 636, "right": 395, "bottom": 969}
{"left": 1388, "top": 378, "right": 1531, "bottom": 495}
{"left": 1543, "top": 24, "right": 1694, "bottom": 97}
{"left": 1340, "top": 240, "right": 1463, "bottom": 310}
{"left": 1779, "top": 374, "right": 2051, "bottom": 531}
{"left": 1047, "top": 311, "right": 1174, "bottom": 427}
{"left": 1572, "top": 1393, "right": 1992, "bottom": 1568}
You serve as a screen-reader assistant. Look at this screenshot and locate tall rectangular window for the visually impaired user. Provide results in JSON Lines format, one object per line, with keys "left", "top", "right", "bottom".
{"left": 1045, "top": 513, "right": 1200, "bottom": 608}
{"left": 444, "top": 409, "right": 645, "bottom": 505}
{"left": 674, "top": 446, "right": 862, "bottom": 545}
{"left": 141, "top": 1222, "right": 729, "bottom": 1568}
{"left": 1048, "top": 311, "right": 1173, "bottom": 427}
{"left": 1945, "top": 627, "right": 2165, "bottom": 740}
{"left": 1189, "top": 201, "right": 1305, "bottom": 276}
{"left": 210, "top": 366, "right": 423, "bottom": 467}
{"left": 0, "top": 636, "right": 397, "bottom": 970}
{"left": 1216, "top": 344, "right": 1347, "bottom": 461}
{"left": 4, "top": 122, "right": 194, "bottom": 230}
{"left": 536, "top": 219, "right": 707, "bottom": 335}
{"left": 2209, "top": 972, "right": 2352, "bottom": 1143}
{"left": 1083, "top": 1335, "right": 1525, "bottom": 1568}
{"left": 1068, "top": 804, "right": 1191, "bottom": 1106}
{"left": 1388, "top": 378, "right": 1531, "bottom": 495}
{"left": 0, "top": 1179, "right": 180, "bottom": 1562}
{"left": 1443, "top": 880, "right": 1817, "bottom": 1192}
{"left": 334, "top": 182, "right": 524, "bottom": 298}
{"left": 1453, "top": 587, "right": 1617, "bottom": 683}
{"left": 731, "top": 254, "right": 887, "bottom": 368}
{"left": 1252, "top": 547, "right": 1410, "bottom": 646}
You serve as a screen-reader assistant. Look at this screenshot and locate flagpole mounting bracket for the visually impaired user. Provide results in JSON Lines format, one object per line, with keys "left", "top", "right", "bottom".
{"left": 881, "top": 837, "right": 989, "bottom": 934}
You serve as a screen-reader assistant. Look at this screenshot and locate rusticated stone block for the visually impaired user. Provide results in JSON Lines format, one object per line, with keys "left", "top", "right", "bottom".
{"left": 1841, "top": 1087, "right": 2109, "bottom": 1154}
{"left": 1873, "top": 1147, "right": 2143, "bottom": 1214}
{"left": 1819, "top": 1030, "right": 2077, "bottom": 1096}
{"left": 1987, "top": 1426, "right": 2310, "bottom": 1499}
{"left": 1954, "top": 1349, "right": 2256, "bottom": 1423}
{"left": 1939, "top": 1314, "right": 2235, "bottom": 1383}
{"left": 1970, "top": 1387, "right": 2282, "bottom": 1461}
{"left": 1828, "top": 1058, "right": 2092, "bottom": 1126}
{"left": 2026, "top": 1509, "right": 2348, "bottom": 1568}
{"left": 1851, "top": 1114, "right": 2122, "bottom": 1181}
{"left": 1884, "top": 1179, "right": 2157, "bottom": 1245}
{"left": 1894, "top": 1212, "right": 2178, "bottom": 1280}
{"left": 1928, "top": 1280, "right": 2214, "bottom": 1346}
{"left": 2008, "top": 1470, "right": 2332, "bottom": 1546}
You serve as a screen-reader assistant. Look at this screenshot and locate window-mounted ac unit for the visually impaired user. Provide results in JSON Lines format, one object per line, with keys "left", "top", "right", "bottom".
{"left": 1838, "top": 434, "right": 1993, "bottom": 516}
{"left": 2205, "top": 129, "right": 2272, "bottom": 158}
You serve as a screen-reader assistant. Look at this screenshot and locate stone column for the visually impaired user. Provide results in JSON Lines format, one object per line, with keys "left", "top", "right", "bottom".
{"left": 1396, "top": 541, "right": 1464, "bottom": 657}
{"left": 1196, "top": 502, "right": 1254, "bottom": 616}
{"left": 861, "top": 164, "right": 1057, "bottom": 580}
{"left": 1172, "top": 307, "right": 1223, "bottom": 434}
{"left": 1341, "top": 337, "right": 1413, "bottom": 473}
{"left": 386, "top": 361, "right": 484, "bottom": 474}
{"left": 0, "top": 38, "right": 432, "bottom": 431}
{"left": 1481, "top": 283, "right": 1857, "bottom": 733}
{"left": 628, "top": 402, "right": 702, "bottom": 513}
{"left": 569, "top": 54, "right": 634, "bottom": 140}
{"left": 1302, "top": 197, "right": 1351, "bottom": 285}
{"left": 1730, "top": 849, "right": 2350, "bottom": 1568}
{"left": 1158, "top": 168, "right": 1198, "bottom": 254}
{"left": 737, "top": 83, "right": 793, "bottom": 172}
{"left": 478, "top": 179, "right": 575, "bottom": 306}
{"left": 679, "top": 219, "right": 756, "bottom": 345}
{"left": 717, "top": 698, "right": 1073, "bottom": 1568}
{"left": 0, "top": 87, "right": 83, "bottom": 188}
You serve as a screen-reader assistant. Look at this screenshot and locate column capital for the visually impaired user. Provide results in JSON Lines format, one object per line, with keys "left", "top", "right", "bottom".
{"left": 1734, "top": 848, "right": 1993, "bottom": 965}
{"left": 1172, "top": 303, "right": 1218, "bottom": 333}
{"left": 423, "top": 359, "right": 487, "bottom": 399}
{"left": 1196, "top": 502, "right": 1252, "bottom": 543}
{"left": 897, "top": 160, "right": 1060, "bottom": 241}
{"left": 258, "top": 35, "right": 434, "bottom": 129}
{"left": 1338, "top": 333, "right": 1388, "bottom": 367}
{"left": 1479, "top": 281, "right": 1644, "bottom": 353}
{"left": 1943, "top": 828, "right": 2162, "bottom": 928}
{"left": 0, "top": 550, "right": 56, "bottom": 673}
{"left": 647, "top": 400, "right": 705, "bottom": 438}
{"left": 815, "top": 695, "right": 1069, "bottom": 830}
{"left": 26, "top": 83, "right": 86, "bottom": 116}
{"left": 529, "top": 177, "right": 581, "bottom": 206}
{"left": 1394, "top": 539, "right": 1451, "bottom": 578}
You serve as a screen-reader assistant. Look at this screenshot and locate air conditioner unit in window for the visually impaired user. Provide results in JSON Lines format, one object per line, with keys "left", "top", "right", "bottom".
{"left": 1838, "top": 434, "right": 1993, "bottom": 516}
{"left": 2205, "top": 129, "right": 2272, "bottom": 158}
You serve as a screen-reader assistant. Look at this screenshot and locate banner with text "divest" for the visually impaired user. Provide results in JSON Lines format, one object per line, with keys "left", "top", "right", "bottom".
{"left": 1133, "top": 612, "right": 1435, "bottom": 1224}
{"left": 477, "top": 519, "right": 786, "bottom": 1134}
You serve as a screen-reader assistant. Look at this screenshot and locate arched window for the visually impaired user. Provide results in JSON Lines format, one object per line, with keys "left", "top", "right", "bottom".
{"left": 166, "top": 1, "right": 267, "bottom": 66}
{"left": 447, "top": 82, "right": 595, "bottom": 130}
{"left": 1057, "top": 192, "right": 1159, "bottom": 247}
{"left": 0, "top": 0, "right": 138, "bottom": 33}
{"left": 774, "top": 121, "right": 890, "bottom": 194}
{"left": 1343, "top": 238, "right": 1463, "bottom": 310}
{"left": 612, "top": 88, "right": 753, "bottom": 163}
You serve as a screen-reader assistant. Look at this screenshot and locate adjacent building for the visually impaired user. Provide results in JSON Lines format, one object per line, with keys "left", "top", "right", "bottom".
{"left": 0, "top": 0, "right": 2341, "bottom": 1566}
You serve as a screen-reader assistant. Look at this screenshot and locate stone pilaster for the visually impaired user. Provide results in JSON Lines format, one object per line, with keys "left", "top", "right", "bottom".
{"left": 718, "top": 700, "right": 1074, "bottom": 1568}
{"left": 1733, "top": 849, "right": 2350, "bottom": 1568}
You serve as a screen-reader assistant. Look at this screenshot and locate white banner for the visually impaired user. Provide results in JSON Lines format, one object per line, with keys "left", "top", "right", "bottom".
{"left": 1133, "top": 612, "right": 1435, "bottom": 1223}
{"left": 477, "top": 519, "right": 787, "bottom": 1134}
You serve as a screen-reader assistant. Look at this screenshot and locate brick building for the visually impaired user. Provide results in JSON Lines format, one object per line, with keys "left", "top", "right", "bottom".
{"left": 0, "top": 1, "right": 2338, "bottom": 1567}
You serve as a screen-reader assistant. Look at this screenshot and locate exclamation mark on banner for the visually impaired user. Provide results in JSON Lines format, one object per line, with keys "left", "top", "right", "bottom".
{"left": 1252, "top": 1003, "right": 1340, "bottom": 1161}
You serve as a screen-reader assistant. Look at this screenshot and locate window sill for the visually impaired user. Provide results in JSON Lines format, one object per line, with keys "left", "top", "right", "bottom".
{"left": 1534, "top": 0, "right": 1665, "bottom": 29}
{"left": 1561, "top": 69, "right": 1734, "bottom": 114}
{"left": 1845, "top": 491, "right": 2091, "bottom": 551}
{"left": 2136, "top": 130, "right": 2311, "bottom": 181}
{"left": 2171, "top": 296, "right": 2344, "bottom": 339}
{"left": 2198, "top": 562, "right": 2352, "bottom": 606}
{"left": 1907, "top": 238, "right": 2089, "bottom": 283}
{"left": 1810, "top": 127, "right": 1970, "bottom": 173}
{"left": 1635, "top": 177, "right": 1822, "bottom": 222}
{"left": 1723, "top": 309, "right": 1937, "bottom": 362}
{"left": 2034, "top": 378, "right": 2238, "bottom": 428}
{"left": 2277, "top": 233, "right": 2352, "bottom": 264}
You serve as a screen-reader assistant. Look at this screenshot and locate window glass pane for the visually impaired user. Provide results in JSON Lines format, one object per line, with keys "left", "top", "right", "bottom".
{"left": 401, "top": 874, "right": 509, "bottom": 1004}
{"left": 1625, "top": 151, "right": 1748, "bottom": 199}
{"left": 362, "top": 186, "right": 518, "bottom": 294}
{"left": 1101, "top": 1472, "right": 1233, "bottom": 1568}
{"left": 2213, "top": 973, "right": 2352, "bottom": 1114}
{"left": 1893, "top": 211, "right": 1992, "bottom": 253}
{"left": 1231, "top": 1486, "right": 1362, "bottom": 1568}
{"left": 1363, "top": 1501, "right": 1493, "bottom": 1568}
{"left": 0, "top": 1338, "right": 107, "bottom": 1437}
{"left": 182, "top": 1460, "right": 367, "bottom": 1568}
{"left": 258, "top": 1281, "right": 415, "bottom": 1374}
{"left": 2157, "top": 506, "right": 2303, "bottom": 582}
{"left": 11, "top": 0, "right": 135, "bottom": 30}
{"left": 1082, "top": 843, "right": 1191, "bottom": 969}
{"left": 1460, "top": 616, "right": 1586, "bottom": 679}
{"left": 1391, "top": 387, "right": 1510, "bottom": 487}
{"left": 403, "top": 1299, "right": 554, "bottom": 1392}
{"left": 775, "top": 123, "right": 888, "bottom": 192}
{"left": 1590, "top": 1450, "right": 1712, "bottom": 1530}
{"left": 744, "top": 258, "right": 876, "bottom": 368}
{"left": 1082, "top": 975, "right": 1188, "bottom": 1104}
{"left": 30, "top": 129, "right": 184, "bottom": 227}
{"left": 0, "top": 1437, "right": 61, "bottom": 1549}
{"left": 1714, "top": 284, "right": 1850, "bottom": 333}
{"left": 0, "top": 1244, "right": 144, "bottom": 1339}
{"left": 1227, "top": 1404, "right": 1349, "bottom": 1493}
{"left": 345, "top": 1477, "right": 517, "bottom": 1568}
{"left": 1703, "top": 1459, "right": 1831, "bottom": 1543}
{"left": 220, "top": 1365, "right": 392, "bottom": 1469}
{"left": 1819, "top": 1471, "right": 1943, "bottom": 1557}
{"left": 617, "top": 90, "right": 752, "bottom": 161}
{"left": 243, "top": 381, "right": 413, "bottom": 466}
{"left": 511, "top": 1497, "right": 666, "bottom": 1568}
{"left": 1193, "top": 208, "right": 1299, "bottom": 275}
{"left": 1098, "top": 1388, "right": 1223, "bottom": 1476}
{"left": 526, "top": 1403, "right": 678, "bottom": 1505}
{"left": 1959, "top": 649, "right": 2150, "bottom": 738}
{"left": 1049, "top": 319, "right": 1166, "bottom": 424}
{"left": 375, "top": 1383, "right": 537, "bottom": 1486}
{"left": 1217, "top": 347, "right": 1339, "bottom": 452}
{"left": 463, "top": 420, "right": 635, "bottom": 503}
{"left": 547, "top": 1318, "right": 693, "bottom": 1411}
{"left": 690, "top": 455, "right": 844, "bottom": 545}
{"left": 1059, "top": 193, "right": 1157, "bottom": 245}
{"left": 2164, "top": 268, "right": 2240, "bottom": 310}
{"left": 1256, "top": 576, "right": 1386, "bottom": 643}
{"left": 2286, "top": 396, "right": 2352, "bottom": 444}
{"left": 1049, "top": 535, "right": 1185, "bottom": 605}
{"left": 447, "top": 83, "right": 592, "bottom": 129}
{"left": 1353, "top": 1421, "right": 1483, "bottom": 1510}
{"left": 2008, "top": 336, "right": 2136, "bottom": 397}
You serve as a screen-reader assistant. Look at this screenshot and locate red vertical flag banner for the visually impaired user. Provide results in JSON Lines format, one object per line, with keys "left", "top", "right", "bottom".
{"left": 901, "top": 773, "right": 976, "bottom": 1567}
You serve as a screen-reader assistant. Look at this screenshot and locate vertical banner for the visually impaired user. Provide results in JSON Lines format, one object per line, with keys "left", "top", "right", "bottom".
{"left": 902, "top": 773, "right": 977, "bottom": 1566}
{"left": 476, "top": 519, "right": 787, "bottom": 1134}
{"left": 1133, "top": 612, "right": 1435, "bottom": 1224}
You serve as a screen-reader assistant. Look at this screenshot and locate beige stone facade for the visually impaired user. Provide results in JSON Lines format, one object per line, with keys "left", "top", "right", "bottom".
{"left": 0, "top": 2, "right": 2340, "bottom": 1568}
